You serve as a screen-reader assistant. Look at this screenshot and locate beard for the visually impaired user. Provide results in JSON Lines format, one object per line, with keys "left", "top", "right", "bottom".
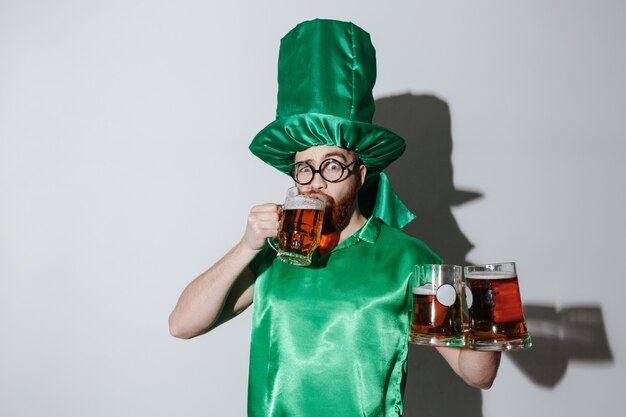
{"left": 321, "top": 181, "right": 359, "bottom": 235}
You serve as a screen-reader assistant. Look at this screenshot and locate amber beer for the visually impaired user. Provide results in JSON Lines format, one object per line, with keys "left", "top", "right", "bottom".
{"left": 410, "top": 264, "right": 465, "bottom": 347}
{"left": 277, "top": 207, "right": 324, "bottom": 262}
{"left": 465, "top": 262, "right": 532, "bottom": 351}
{"left": 269, "top": 187, "right": 326, "bottom": 266}
{"left": 412, "top": 286, "right": 463, "bottom": 338}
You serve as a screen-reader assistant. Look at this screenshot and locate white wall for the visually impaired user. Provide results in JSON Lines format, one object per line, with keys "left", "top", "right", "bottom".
{"left": 1, "top": 1, "right": 624, "bottom": 416}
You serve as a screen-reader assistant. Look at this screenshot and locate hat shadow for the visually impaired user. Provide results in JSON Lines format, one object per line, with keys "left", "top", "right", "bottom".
{"left": 374, "top": 94, "right": 614, "bottom": 416}
{"left": 376, "top": 94, "right": 481, "bottom": 265}
{"left": 374, "top": 93, "right": 485, "bottom": 417}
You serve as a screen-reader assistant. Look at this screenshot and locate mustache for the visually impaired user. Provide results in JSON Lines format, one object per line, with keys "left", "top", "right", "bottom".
{"left": 322, "top": 193, "right": 336, "bottom": 206}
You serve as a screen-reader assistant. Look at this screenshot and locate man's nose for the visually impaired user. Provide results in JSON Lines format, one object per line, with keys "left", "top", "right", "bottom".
{"left": 308, "top": 171, "right": 327, "bottom": 190}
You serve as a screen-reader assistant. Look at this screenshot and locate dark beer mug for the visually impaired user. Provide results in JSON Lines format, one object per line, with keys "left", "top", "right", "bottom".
{"left": 268, "top": 186, "right": 326, "bottom": 266}
{"left": 464, "top": 262, "right": 532, "bottom": 351}
{"left": 410, "top": 264, "right": 465, "bottom": 347}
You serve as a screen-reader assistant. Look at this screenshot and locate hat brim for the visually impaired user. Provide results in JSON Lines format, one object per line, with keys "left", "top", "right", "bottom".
{"left": 249, "top": 113, "right": 406, "bottom": 174}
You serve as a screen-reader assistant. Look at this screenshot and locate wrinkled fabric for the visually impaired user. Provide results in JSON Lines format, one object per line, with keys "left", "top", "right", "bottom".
{"left": 275, "top": 20, "right": 376, "bottom": 122}
{"left": 251, "top": 114, "right": 405, "bottom": 175}
{"left": 360, "top": 172, "right": 416, "bottom": 232}
{"left": 247, "top": 218, "right": 442, "bottom": 417}
{"left": 249, "top": 19, "right": 413, "bottom": 229}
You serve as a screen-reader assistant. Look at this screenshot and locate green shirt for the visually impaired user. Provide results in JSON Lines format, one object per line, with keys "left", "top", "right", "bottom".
{"left": 248, "top": 217, "right": 442, "bottom": 417}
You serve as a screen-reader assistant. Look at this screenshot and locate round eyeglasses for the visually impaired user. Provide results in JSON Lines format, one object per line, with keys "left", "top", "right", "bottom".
{"left": 290, "top": 158, "right": 360, "bottom": 185}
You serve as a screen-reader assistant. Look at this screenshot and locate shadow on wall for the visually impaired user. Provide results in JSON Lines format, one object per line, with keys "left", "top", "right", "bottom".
{"left": 512, "top": 304, "right": 613, "bottom": 386}
{"left": 376, "top": 94, "right": 481, "bottom": 267}
{"left": 373, "top": 94, "right": 614, "bottom": 417}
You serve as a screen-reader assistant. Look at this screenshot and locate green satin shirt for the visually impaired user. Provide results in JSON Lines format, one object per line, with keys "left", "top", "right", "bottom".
{"left": 248, "top": 217, "right": 442, "bottom": 417}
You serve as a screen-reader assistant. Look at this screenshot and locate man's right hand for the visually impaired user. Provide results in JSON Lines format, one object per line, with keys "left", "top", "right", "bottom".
{"left": 240, "top": 203, "right": 282, "bottom": 251}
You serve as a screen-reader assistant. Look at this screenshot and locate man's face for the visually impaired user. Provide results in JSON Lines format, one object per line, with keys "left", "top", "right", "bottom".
{"left": 293, "top": 146, "right": 366, "bottom": 233}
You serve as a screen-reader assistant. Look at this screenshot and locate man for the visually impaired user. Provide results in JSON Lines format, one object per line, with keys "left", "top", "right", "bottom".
{"left": 169, "top": 19, "right": 500, "bottom": 417}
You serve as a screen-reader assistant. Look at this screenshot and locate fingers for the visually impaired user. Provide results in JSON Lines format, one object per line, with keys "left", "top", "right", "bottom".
{"left": 249, "top": 204, "right": 282, "bottom": 231}
{"left": 242, "top": 203, "right": 282, "bottom": 250}
{"left": 250, "top": 203, "right": 282, "bottom": 215}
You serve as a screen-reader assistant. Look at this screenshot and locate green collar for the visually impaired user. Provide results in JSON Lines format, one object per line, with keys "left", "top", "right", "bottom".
{"left": 326, "top": 216, "right": 381, "bottom": 254}
{"left": 308, "top": 217, "right": 381, "bottom": 268}
{"left": 356, "top": 216, "right": 382, "bottom": 244}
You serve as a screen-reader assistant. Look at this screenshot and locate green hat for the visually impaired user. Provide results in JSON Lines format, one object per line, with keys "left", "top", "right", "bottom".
{"left": 249, "top": 19, "right": 415, "bottom": 229}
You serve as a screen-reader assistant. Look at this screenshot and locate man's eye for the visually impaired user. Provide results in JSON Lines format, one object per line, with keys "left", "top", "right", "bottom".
{"left": 325, "top": 161, "right": 341, "bottom": 171}
{"left": 298, "top": 164, "right": 312, "bottom": 173}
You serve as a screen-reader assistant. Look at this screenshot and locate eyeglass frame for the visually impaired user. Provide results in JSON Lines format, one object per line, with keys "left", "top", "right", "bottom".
{"left": 290, "top": 158, "right": 362, "bottom": 185}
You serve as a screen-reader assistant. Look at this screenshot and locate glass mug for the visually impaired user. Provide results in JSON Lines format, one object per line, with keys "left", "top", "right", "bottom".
{"left": 410, "top": 264, "right": 465, "bottom": 347}
{"left": 464, "top": 262, "right": 532, "bottom": 351}
{"left": 268, "top": 186, "right": 326, "bottom": 266}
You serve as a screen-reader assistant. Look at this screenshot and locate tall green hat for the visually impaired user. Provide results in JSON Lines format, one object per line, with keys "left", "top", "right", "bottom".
{"left": 249, "top": 18, "right": 415, "bottom": 229}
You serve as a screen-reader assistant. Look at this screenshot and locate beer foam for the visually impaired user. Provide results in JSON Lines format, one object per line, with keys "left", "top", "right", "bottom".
{"left": 465, "top": 271, "right": 516, "bottom": 280}
{"left": 413, "top": 284, "right": 436, "bottom": 295}
{"left": 284, "top": 195, "right": 324, "bottom": 210}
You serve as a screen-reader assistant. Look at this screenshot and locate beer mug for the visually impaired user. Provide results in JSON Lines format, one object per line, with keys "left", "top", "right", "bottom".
{"left": 464, "top": 262, "right": 532, "bottom": 351}
{"left": 410, "top": 264, "right": 465, "bottom": 347}
{"left": 268, "top": 186, "right": 326, "bottom": 266}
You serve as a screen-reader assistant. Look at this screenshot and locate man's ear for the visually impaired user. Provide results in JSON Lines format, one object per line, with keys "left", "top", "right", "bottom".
{"left": 358, "top": 164, "right": 367, "bottom": 188}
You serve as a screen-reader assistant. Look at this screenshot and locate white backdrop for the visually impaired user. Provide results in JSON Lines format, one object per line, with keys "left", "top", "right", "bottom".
{"left": 1, "top": 1, "right": 624, "bottom": 416}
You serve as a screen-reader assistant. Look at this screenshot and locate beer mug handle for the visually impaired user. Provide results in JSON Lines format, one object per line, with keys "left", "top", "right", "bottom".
{"left": 267, "top": 237, "right": 279, "bottom": 252}
{"left": 266, "top": 204, "right": 283, "bottom": 252}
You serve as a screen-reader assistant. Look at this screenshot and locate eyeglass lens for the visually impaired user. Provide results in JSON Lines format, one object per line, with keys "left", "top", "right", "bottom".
{"left": 292, "top": 159, "right": 352, "bottom": 184}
